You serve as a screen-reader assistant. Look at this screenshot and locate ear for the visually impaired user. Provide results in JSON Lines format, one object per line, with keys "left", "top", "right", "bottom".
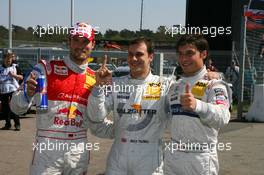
{"left": 91, "top": 40, "right": 96, "bottom": 50}
{"left": 201, "top": 50, "right": 208, "bottom": 60}
{"left": 149, "top": 53, "right": 154, "bottom": 63}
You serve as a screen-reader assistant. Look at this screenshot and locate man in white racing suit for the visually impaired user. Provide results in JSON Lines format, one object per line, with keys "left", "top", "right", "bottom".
{"left": 87, "top": 37, "right": 172, "bottom": 175}
{"left": 10, "top": 22, "right": 114, "bottom": 175}
{"left": 164, "top": 34, "right": 231, "bottom": 175}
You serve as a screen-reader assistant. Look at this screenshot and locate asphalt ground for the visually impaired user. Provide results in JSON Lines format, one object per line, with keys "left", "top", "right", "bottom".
{"left": 0, "top": 114, "right": 263, "bottom": 175}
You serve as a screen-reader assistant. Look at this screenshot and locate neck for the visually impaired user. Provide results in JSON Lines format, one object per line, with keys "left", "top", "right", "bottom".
{"left": 64, "top": 55, "right": 87, "bottom": 74}
{"left": 4, "top": 63, "right": 11, "bottom": 67}
{"left": 130, "top": 68, "right": 150, "bottom": 79}
{"left": 184, "top": 66, "right": 204, "bottom": 77}
{"left": 70, "top": 54, "right": 87, "bottom": 65}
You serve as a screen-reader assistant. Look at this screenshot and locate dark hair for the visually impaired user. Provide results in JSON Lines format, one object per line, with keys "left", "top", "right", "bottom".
{"left": 129, "top": 37, "right": 154, "bottom": 55}
{"left": 3, "top": 52, "right": 15, "bottom": 59}
{"left": 176, "top": 34, "right": 209, "bottom": 53}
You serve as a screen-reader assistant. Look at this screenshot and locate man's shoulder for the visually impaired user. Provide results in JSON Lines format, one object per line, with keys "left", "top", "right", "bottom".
{"left": 112, "top": 75, "right": 129, "bottom": 83}
{"left": 86, "top": 67, "right": 95, "bottom": 76}
{"left": 205, "top": 79, "right": 231, "bottom": 96}
{"left": 151, "top": 75, "right": 175, "bottom": 84}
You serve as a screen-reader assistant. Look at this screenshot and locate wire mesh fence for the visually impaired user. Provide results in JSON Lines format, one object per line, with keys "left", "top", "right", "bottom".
{"left": 244, "top": 29, "right": 264, "bottom": 106}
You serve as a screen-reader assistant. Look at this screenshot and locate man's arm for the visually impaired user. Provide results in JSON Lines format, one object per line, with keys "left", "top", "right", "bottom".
{"left": 10, "top": 89, "right": 33, "bottom": 115}
{"left": 195, "top": 81, "right": 231, "bottom": 129}
{"left": 87, "top": 55, "right": 113, "bottom": 122}
{"left": 87, "top": 86, "right": 114, "bottom": 122}
{"left": 13, "top": 65, "right": 23, "bottom": 81}
{"left": 10, "top": 64, "right": 45, "bottom": 115}
{"left": 88, "top": 117, "right": 115, "bottom": 139}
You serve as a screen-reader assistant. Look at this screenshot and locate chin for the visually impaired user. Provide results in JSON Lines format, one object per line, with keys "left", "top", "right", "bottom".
{"left": 182, "top": 68, "right": 192, "bottom": 74}
{"left": 131, "top": 70, "right": 142, "bottom": 75}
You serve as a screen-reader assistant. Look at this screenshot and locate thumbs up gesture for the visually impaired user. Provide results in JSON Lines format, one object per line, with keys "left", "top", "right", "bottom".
{"left": 26, "top": 72, "right": 38, "bottom": 97}
{"left": 95, "top": 55, "right": 112, "bottom": 86}
{"left": 180, "top": 82, "right": 197, "bottom": 111}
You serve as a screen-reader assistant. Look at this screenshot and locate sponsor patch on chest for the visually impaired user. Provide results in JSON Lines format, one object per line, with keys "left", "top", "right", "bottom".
{"left": 143, "top": 82, "right": 161, "bottom": 100}
{"left": 54, "top": 65, "right": 68, "bottom": 75}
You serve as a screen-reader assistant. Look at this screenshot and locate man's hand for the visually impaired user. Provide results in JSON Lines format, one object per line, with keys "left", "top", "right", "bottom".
{"left": 9, "top": 71, "right": 23, "bottom": 80}
{"left": 95, "top": 55, "right": 112, "bottom": 86}
{"left": 26, "top": 72, "right": 38, "bottom": 97}
{"left": 180, "top": 83, "right": 196, "bottom": 111}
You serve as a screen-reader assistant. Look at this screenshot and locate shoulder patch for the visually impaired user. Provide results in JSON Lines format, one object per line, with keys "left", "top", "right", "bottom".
{"left": 84, "top": 72, "right": 96, "bottom": 90}
{"left": 191, "top": 81, "right": 209, "bottom": 99}
{"left": 86, "top": 67, "right": 95, "bottom": 77}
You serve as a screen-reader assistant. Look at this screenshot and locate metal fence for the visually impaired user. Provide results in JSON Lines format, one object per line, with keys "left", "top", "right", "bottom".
{"left": 0, "top": 48, "right": 165, "bottom": 77}
{"left": 243, "top": 29, "right": 264, "bottom": 106}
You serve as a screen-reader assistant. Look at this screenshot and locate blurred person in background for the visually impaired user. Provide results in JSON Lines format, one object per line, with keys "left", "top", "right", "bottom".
{"left": 0, "top": 52, "right": 23, "bottom": 130}
{"left": 225, "top": 59, "right": 239, "bottom": 102}
{"left": 259, "top": 34, "right": 264, "bottom": 58}
{"left": 206, "top": 58, "right": 218, "bottom": 72}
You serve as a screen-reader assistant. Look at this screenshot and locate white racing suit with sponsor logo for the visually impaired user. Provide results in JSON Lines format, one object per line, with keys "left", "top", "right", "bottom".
{"left": 87, "top": 72, "right": 172, "bottom": 175}
{"left": 165, "top": 66, "right": 231, "bottom": 175}
{"left": 10, "top": 56, "right": 114, "bottom": 175}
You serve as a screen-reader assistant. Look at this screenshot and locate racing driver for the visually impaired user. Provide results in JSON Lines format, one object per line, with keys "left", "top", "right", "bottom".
{"left": 165, "top": 34, "right": 232, "bottom": 175}
{"left": 10, "top": 22, "right": 114, "bottom": 175}
{"left": 87, "top": 37, "right": 173, "bottom": 175}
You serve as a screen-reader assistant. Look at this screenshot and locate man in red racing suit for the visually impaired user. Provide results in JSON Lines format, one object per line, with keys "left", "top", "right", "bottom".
{"left": 10, "top": 22, "right": 114, "bottom": 175}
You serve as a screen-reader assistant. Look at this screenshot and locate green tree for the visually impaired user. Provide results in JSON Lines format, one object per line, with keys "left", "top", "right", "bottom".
{"left": 120, "top": 29, "right": 135, "bottom": 39}
{"left": 0, "top": 26, "right": 8, "bottom": 39}
{"left": 135, "top": 29, "right": 154, "bottom": 38}
{"left": 0, "top": 37, "right": 6, "bottom": 47}
{"left": 104, "top": 29, "right": 119, "bottom": 39}
{"left": 95, "top": 32, "right": 103, "bottom": 40}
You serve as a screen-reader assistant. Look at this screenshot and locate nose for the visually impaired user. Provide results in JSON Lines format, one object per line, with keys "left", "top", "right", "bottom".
{"left": 130, "top": 55, "right": 138, "bottom": 61}
{"left": 178, "top": 55, "right": 186, "bottom": 62}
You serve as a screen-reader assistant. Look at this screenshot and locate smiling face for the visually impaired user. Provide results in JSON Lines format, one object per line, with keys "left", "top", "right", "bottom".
{"left": 69, "top": 35, "right": 95, "bottom": 65}
{"left": 178, "top": 44, "right": 207, "bottom": 76}
{"left": 128, "top": 42, "right": 153, "bottom": 79}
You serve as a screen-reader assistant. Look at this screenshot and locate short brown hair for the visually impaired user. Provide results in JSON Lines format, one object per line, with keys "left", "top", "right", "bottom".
{"left": 176, "top": 34, "right": 209, "bottom": 53}
{"left": 129, "top": 37, "right": 154, "bottom": 55}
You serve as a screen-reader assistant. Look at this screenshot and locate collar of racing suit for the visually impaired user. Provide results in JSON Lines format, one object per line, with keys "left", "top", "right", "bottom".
{"left": 127, "top": 71, "right": 154, "bottom": 84}
{"left": 63, "top": 55, "right": 88, "bottom": 74}
{"left": 181, "top": 66, "right": 207, "bottom": 84}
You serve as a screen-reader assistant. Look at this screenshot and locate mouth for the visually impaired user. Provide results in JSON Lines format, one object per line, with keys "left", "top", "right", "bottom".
{"left": 133, "top": 67, "right": 143, "bottom": 72}
{"left": 181, "top": 62, "right": 192, "bottom": 68}
{"left": 129, "top": 62, "right": 141, "bottom": 67}
{"left": 76, "top": 49, "right": 87, "bottom": 54}
{"left": 73, "top": 49, "right": 89, "bottom": 57}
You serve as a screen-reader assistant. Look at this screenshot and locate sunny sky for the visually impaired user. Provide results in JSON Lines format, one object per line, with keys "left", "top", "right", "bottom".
{"left": 0, "top": 0, "right": 186, "bottom": 33}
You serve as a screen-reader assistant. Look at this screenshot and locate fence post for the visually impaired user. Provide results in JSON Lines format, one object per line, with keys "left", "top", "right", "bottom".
{"left": 153, "top": 53, "right": 163, "bottom": 76}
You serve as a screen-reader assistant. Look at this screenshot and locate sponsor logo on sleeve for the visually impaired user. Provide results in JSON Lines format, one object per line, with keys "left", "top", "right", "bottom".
{"left": 191, "top": 81, "right": 208, "bottom": 99}
{"left": 84, "top": 74, "right": 96, "bottom": 90}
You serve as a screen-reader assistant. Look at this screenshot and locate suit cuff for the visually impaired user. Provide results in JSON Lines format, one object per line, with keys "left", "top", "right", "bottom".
{"left": 195, "top": 99, "right": 209, "bottom": 117}
{"left": 91, "top": 86, "right": 105, "bottom": 97}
